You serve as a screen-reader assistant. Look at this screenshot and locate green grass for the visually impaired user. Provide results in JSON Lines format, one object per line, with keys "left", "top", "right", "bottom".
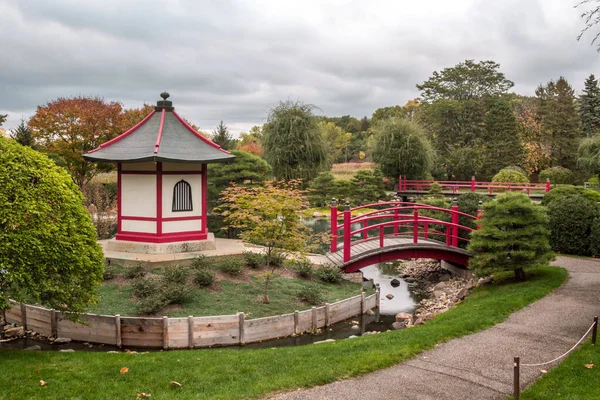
{"left": 0, "top": 266, "right": 567, "bottom": 400}
{"left": 516, "top": 341, "right": 600, "bottom": 399}
{"left": 88, "top": 274, "right": 363, "bottom": 318}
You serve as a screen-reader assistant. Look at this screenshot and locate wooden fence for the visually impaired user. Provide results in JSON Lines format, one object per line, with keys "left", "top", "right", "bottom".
{"left": 2, "top": 290, "right": 379, "bottom": 349}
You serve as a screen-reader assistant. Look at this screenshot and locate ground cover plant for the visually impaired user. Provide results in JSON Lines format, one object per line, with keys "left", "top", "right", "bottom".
{"left": 0, "top": 266, "right": 566, "bottom": 400}
{"left": 89, "top": 256, "right": 362, "bottom": 318}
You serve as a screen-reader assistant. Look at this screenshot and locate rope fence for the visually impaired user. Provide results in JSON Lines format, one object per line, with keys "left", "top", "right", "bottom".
{"left": 513, "top": 316, "right": 598, "bottom": 399}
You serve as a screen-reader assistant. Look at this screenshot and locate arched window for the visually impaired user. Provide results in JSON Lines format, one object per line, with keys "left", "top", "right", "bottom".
{"left": 172, "top": 180, "right": 193, "bottom": 212}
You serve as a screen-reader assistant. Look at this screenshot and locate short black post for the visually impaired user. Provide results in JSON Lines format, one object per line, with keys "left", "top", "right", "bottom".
{"left": 514, "top": 356, "right": 520, "bottom": 400}
{"left": 593, "top": 316, "right": 598, "bottom": 346}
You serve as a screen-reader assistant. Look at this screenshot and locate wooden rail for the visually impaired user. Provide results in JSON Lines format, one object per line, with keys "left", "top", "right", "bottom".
{"left": 3, "top": 292, "right": 379, "bottom": 349}
{"left": 398, "top": 176, "right": 551, "bottom": 196}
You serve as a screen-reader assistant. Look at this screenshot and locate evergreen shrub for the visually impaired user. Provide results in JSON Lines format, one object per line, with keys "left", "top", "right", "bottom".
{"left": 542, "top": 186, "right": 600, "bottom": 206}
{"left": 539, "top": 167, "right": 574, "bottom": 185}
{"left": 290, "top": 257, "right": 313, "bottom": 278}
{"left": 315, "top": 264, "right": 342, "bottom": 283}
{"left": 297, "top": 285, "right": 325, "bottom": 305}
{"left": 590, "top": 218, "right": 600, "bottom": 257}
{"left": 492, "top": 167, "right": 529, "bottom": 183}
{"left": 548, "top": 195, "right": 599, "bottom": 256}
{"left": 132, "top": 277, "right": 160, "bottom": 299}
{"left": 268, "top": 251, "right": 287, "bottom": 268}
{"left": 218, "top": 257, "right": 244, "bottom": 276}
{"left": 125, "top": 265, "right": 146, "bottom": 279}
{"left": 163, "top": 265, "right": 190, "bottom": 285}
{"left": 191, "top": 255, "right": 212, "bottom": 270}
{"left": 244, "top": 252, "right": 265, "bottom": 269}
{"left": 194, "top": 267, "right": 215, "bottom": 287}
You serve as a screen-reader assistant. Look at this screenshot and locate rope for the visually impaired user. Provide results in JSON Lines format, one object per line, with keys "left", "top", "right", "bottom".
{"left": 521, "top": 322, "right": 596, "bottom": 367}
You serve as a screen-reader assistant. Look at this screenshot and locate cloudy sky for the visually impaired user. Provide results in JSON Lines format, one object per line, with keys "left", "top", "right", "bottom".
{"left": 1, "top": 0, "right": 600, "bottom": 135}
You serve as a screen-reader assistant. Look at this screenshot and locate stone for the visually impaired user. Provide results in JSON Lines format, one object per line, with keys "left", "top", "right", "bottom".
{"left": 413, "top": 318, "right": 424, "bottom": 326}
{"left": 392, "top": 321, "right": 406, "bottom": 330}
{"left": 59, "top": 349, "right": 75, "bottom": 353}
{"left": 390, "top": 278, "right": 400, "bottom": 287}
{"left": 312, "top": 211, "right": 324, "bottom": 218}
{"left": 457, "top": 288, "right": 469, "bottom": 300}
{"left": 348, "top": 335, "right": 358, "bottom": 339}
{"left": 366, "top": 309, "right": 376, "bottom": 316}
{"left": 422, "top": 313, "right": 435, "bottom": 321}
{"left": 433, "top": 290, "right": 445, "bottom": 300}
{"left": 107, "top": 351, "right": 120, "bottom": 354}
{"left": 350, "top": 325, "right": 360, "bottom": 331}
{"left": 395, "top": 312, "right": 413, "bottom": 323}
{"left": 25, "top": 345, "right": 41, "bottom": 351}
{"left": 386, "top": 294, "right": 394, "bottom": 300}
{"left": 313, "top": 339, "right": 335, "bottom": 344}
{"left": 439, "top": 274, "right": 451, "bottom": 282}
{"left": 433, "top": 282, "right": 447, "bottom": 291}
{"left": 4, "top": 326, "right": 24, "bottom": 338}
{"left": 53, "top": 337, "right": 72, "bottom": 344}
{"left": 477, "top": 276, "right": 493, "bottom": 287}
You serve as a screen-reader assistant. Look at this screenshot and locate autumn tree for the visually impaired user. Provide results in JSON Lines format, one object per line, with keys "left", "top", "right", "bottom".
{"left": 319, "top": 121, "right": 350, "bottom": 163}
{"left": 28, "top": 97, "right": 125, "bottom": 187}
{"left": 372, "top": 117, "right": 434, "bottom": 180}
{"left": 263, "top": 101, "right": 327, "bottom": 182}
{"left": 515, "top": 96, "right": 550, "bottom": 176}
{"left": 536, "top": 77, "right": 581, "bottom": 170}
{"left": 579, "top": 74, "right": 600, "bottom": 137}
{"left": 122, "top": 103, "right": 154, "bottom": 129}
{"left": 237, "top": 126, "right": 264, "bottom": 156}
{"left": 212, "top": 120, "right": 234, "bottom": 150}
{"left": 218, "top": 180, "right": 309, "bottom": 303}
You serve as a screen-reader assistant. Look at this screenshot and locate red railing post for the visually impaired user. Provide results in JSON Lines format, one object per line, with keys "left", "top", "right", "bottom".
{"left": 451, "top": 199, "right": 459, "bottom": 247}
{"left": 363, "top": 221, "right": 368, "bottom": 240}
{"left": 380, "top": 226, "right": 384, "bottom": 248}
{"left": 330, "top": 198, "right": 337, "bottom": 253}
{"left": 489, "top": 187, "right": 493, "bottom": 195}
{"left": 424, "top": 222, "right": 429, "bottom": 239}
{"left": 343, "top": 201, "right": 351, "bottom": 262}
{"left": 477, "top": 201, "right": 484, "bottom": 230}
{"left": 471, "top": 176, "right": 475, "bottom": 192}
{"left": 413, "top": 208, "right": 419, "bottom": 244}
{"left": 393, "top": 203, "right": 399, "bottom": 236}
{"left": 546, "top": 178, "right": 551, "bottom": 193}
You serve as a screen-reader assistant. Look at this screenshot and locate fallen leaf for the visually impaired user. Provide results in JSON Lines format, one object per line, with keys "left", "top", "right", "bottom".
{"left": 120, "top": 367, "right": 129, "bottom": 374}
{"left": 541, "top": 369, "right": 547, "bottom": 374}
{"left": 40, "top": 380, "right": 47, "bottom": 386}
{"left": 136, "top": 393, "right": 152, "bottom": 398}
{"left": 170, "top": 381, "right": 182, "bottom": 388}
{"left": 196, "top": 357, "right": 200, "bottom": 361}
{"left": 585, "top": 364, "right": 595, "bottom": 369}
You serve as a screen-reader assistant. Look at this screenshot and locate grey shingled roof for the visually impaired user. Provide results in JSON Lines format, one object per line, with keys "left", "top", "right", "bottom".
{"left": 84, "top": 97, "right": 235, "bottom": 163}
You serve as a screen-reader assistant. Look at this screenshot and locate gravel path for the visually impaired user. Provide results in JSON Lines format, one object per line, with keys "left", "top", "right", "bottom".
{"left": 271, "top": 257, "right": 600, "bottom": 400}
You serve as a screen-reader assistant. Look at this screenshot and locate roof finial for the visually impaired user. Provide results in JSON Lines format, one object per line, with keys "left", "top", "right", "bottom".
{"left": 156, "top": 92, "right": 174, "bottom": 111}
{"left": 160, "top": 92, "right": 170, "bottom": 100}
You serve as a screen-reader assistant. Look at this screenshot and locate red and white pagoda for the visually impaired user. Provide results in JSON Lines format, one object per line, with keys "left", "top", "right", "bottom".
{"left": 84, "top": 92, "right": 234, "bottom": 253}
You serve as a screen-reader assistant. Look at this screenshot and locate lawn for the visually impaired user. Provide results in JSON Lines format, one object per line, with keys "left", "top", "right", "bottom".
{"left": 515, "top": 341, "right": 600, "bottom": 399}
{"left": 88, "top": 263, "right": 364, "bottom": 318}
{"left": 0, "top": 266, "right": 567, "bottom": 400}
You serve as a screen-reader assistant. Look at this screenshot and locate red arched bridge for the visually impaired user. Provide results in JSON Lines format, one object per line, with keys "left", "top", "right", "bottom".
{"left": 326, "top": 201, "right": 481, "bottom": 273}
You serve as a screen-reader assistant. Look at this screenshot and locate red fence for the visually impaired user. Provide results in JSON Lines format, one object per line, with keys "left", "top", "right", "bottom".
{"left": 330, "top": 201, "right": 479, "bottom": 262}
{"left": 398, "top": 177, "right": 551, "bottom": 196}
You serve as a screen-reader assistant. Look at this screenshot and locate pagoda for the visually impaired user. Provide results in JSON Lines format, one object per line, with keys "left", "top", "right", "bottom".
{"left": 84, "top": 92, "right": 234, "bottom": 253}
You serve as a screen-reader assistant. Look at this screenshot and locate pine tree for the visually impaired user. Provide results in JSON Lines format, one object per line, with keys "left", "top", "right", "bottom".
{"left": 468, "top": 193, "right": 554, "bottom": 281}
{"left": 480, "top": 98, "right": 522, "bottom": 180}
{"left": 10, "top": 119, "right": 34, "bottom": 147}
{"left": 579, "top": 74, "right": 600, "bottom": 137}
{"left": 536, "top": 77, "right": 581, "bottom": 170}
{"left": 211, "top": 120, "right": 233, "bottom": 150}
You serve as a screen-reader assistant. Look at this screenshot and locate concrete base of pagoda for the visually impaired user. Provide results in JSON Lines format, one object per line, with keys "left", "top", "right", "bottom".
{"left": 105, "top": 233, "right": 216, "bottom": 255}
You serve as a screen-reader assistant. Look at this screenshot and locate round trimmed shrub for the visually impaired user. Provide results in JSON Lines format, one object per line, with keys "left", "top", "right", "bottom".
{"left": 548, "top": 195, "right": 599, "bottom": 256}
{"left": 542, "top": 186, "right": 600, "bottom": 206}
{"left": 0, "top": 138, "right": 104, "bottom": 312}
{"left": 590, "top": 218, "right": 600, "bottom": 257}
{"left": 492, "top": 167, "right": 529, "bottom": 183}
{"left": 163, "top": 265, "right": 190, "bottom": 285}
{"left": 297, "top": 285, "right": 325, "bottom": 305}
{"left": 290, "top": 257, "right": 313, "bottom": 278}
{"left": 315, "top": 264, "right": 342, "bottom": 283}
{"left": 194, "top": 267, "right": 215, "bottom": 287}
{"left": 132, "top": 276, "right": 160, "bottom": 299}
{"left": 539, "top": 167, "right": 574, "bottom": 185}
{"left": 191, "top": 255, "right": 212, "bottom": 270}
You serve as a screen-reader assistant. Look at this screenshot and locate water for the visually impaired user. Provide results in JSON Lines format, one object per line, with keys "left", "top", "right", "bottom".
{"left": 362, "top": 263, "right": 424, "bottom": 315}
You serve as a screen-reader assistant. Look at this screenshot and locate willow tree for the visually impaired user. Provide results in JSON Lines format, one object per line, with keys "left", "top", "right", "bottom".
{"left": 372, "top": 117, "right": 434, "bottom": 180}
{"left": 262, "top": 101, "right": 327, "bottom": 182}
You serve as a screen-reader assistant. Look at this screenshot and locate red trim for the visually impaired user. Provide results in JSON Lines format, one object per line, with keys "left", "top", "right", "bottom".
{"left": 120, "top": 170, "right": 203, "bottom": 175}
{"left": 120, "top": 170, "right": 158, "bottom": 175}
{"left": 116, "top": 231, "right": 208, "bottom": 243}
{"left": 341, "top": 248, "right": 470, "bottom": 273}
{"left": 202, "top": 163, "right": 208, "bottom": 235}
{"left": 121, "top": 216, "right": 156, "bottom": 221}
{"left": 172, "top": 110, "right": 232, "bottom": 155}
{"left": 88, "top": 110, "right": 156, "bottom": 153}
{"left": 120, "top": 216, "right": 203, "bottom": 222}
{"left": 155, "top": 109, "right": 165, "bottom": 154}
{"left": 117, "top": 163, "right": 122, "bottom": 234}
{"left": 157, "top": 162, "right": 163, "bottom": 236}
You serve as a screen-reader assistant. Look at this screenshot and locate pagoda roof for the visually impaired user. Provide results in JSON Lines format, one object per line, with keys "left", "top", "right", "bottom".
{"left": 84, "top": 93, "right": 235, "bottom": 163}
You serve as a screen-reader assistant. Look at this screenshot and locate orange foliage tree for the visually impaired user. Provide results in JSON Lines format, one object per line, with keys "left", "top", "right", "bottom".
{"left": 29, "top": 97, "right": 126, "bottom": 187}
{"left": 516, "top": 101, "right": 550, "bottom": 176}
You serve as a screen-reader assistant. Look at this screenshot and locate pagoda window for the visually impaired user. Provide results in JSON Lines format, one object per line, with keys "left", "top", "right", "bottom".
{"left": 172, "top": 180, "right": 193, "bottom": 212}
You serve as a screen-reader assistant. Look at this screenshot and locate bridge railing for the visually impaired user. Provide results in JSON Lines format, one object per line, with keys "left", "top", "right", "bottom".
{"left": 397, "top": 176, "right": 551, "bottom": 196}
{"left": 330, "top": 200, "right": 481, "bottom": 262}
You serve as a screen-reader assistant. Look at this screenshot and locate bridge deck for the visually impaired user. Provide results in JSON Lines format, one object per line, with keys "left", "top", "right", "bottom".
{"left": 325, "top": 236, "right": 459, "bottom": 267}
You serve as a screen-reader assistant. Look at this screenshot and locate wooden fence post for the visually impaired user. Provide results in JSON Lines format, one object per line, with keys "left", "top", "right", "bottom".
{"left": 115, "top": 314, "right": 122, "bottom": 348}
{"left": 375, "top": 284, "right": 381, "bottom": 309}
{"left": 188, "top": 316, "right": 194, "bottom": 349}
{"left": 514, "top": 356, "right": 520, "bottom": 400}
{"left": 324, "top": 304, "right": 330, "bottom": 328}
{"left": 238, "top": 312, "right": 245, "bottom": 345}
{"left": 361, "top": 292, "right": 366, "bottom": 314}
{"left": 51, "top": 310, "right": 58, "bottom": 338}
{"left": 294, "top": 310, "right": 299, "bottom": 335}
{"left": 311, "top": 306, "right": 317, "bottom": 332}
{"left": 593, "top": 316, "right": 598, "bottom": 346}
{"left": 20, "top": 304, "right": 27, "bottom": 330}
{"left": 162, "top": 316, "right": 169, "bottom": 350}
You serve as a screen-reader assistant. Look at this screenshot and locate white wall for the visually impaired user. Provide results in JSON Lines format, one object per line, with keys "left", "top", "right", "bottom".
{"left": 122, "top": 220, "right": 156, "bottom": 233}
{"left": 121, "top": 174, "right": 157, "bottom": 218}
{"left": 162, "top": 174, "right": 202, "bottom": 218}
{"left": 162, "top": 220, "right": 202, "bottom": 233}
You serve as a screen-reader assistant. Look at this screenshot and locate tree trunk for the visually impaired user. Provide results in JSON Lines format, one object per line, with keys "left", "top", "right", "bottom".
{"left": 261, "top": 278, "right": 270, "bottom": 304}
{"left": 514, "top": 267, "right": 526, "bottom": 282}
